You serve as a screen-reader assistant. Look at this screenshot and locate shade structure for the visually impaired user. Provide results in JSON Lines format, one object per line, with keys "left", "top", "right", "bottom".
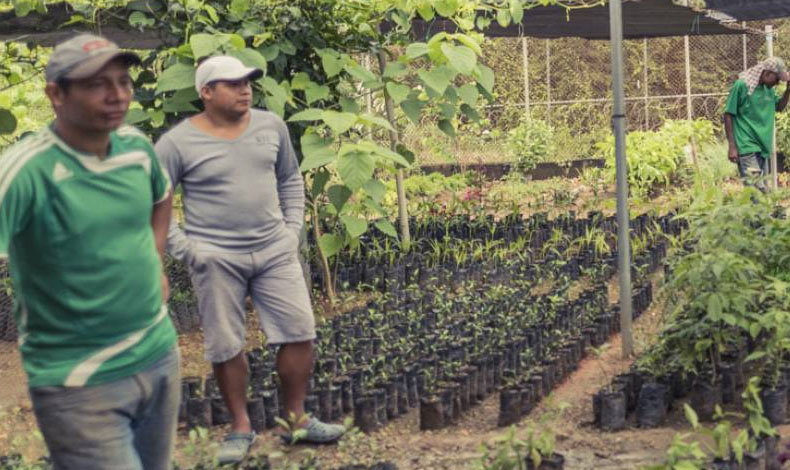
{"left": 706, "top": 0, "right": 790, "bottom": 21}
{"left": 408, "top": 0, "right": 745, "bottom": 40}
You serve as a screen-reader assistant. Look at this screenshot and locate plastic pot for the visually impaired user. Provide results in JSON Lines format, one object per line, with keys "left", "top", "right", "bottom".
{"left": 354, "top": 394, "right": 378, "bottom": 433}
{"left": 636, "top": 382, "right": 669, "bottom": 428}
{"left": 211, "top": 397, "right": 231, "bottom": 426}
{"left": 720, "top": 363, "right": 737, "bottom": 405}
{"left": 597, "top": 389, "right": 626, "bottom": 432}
{"left": 525, "top": 452, "right": 565, "bottom": 470}
{"left": 690, "top": 378, "right": 722, "bottom": 422}
{"left": 761, "top": 384, "right": 787, "bottom": 426}
{"left": 384, "top": 381, "right": 399, "bottom": 420}
{"left": 419, "top": 396, "right": 444, "bottom": 431}
{"left": 497, "top": 388, "right": 521, "bottom": 427}
{"left": 262, "top": 388, "right": 279, "bottom": 429}
{"left": 247, "top": 397, "right": 267, "bottom": 433}
{"left": 186, "top": 397, "right": 211, "bottom": 429}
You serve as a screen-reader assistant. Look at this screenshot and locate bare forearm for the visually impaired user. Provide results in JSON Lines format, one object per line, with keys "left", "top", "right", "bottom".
{"left": 724, "top": 114, "right": 737, "bottom": 148}
{"left": 778, "top": 86, "right": 790, "bottom": 112}
{"left": 151, "top": 192, "right": 173, "bottom": 260}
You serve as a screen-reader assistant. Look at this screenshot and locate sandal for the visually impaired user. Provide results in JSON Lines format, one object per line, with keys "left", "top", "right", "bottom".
{"left": 217, "top": 431, "right": 256, "bottom": 465}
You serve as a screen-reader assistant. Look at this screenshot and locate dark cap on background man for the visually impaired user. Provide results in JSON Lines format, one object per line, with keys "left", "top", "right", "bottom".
{"left": 45, "top": 34, "right": 141, "bottom": 83}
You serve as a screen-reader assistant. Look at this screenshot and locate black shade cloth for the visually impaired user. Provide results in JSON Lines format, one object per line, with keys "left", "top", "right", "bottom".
{"left": 706, "top": 0, "right": 790, "bottom": 21}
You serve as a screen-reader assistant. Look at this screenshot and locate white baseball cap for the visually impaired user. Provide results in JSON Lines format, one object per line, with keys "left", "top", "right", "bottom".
{"left": 195, "top": 56, "right": 264, "bottom": 94}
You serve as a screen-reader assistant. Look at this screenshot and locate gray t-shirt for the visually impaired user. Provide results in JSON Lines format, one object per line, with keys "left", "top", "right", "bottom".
{"left": 155, "top": 109, "right": 304, "bottom": 260}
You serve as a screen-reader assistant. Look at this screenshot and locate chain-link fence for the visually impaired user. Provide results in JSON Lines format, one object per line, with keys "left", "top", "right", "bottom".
{"left": 414, "top": 22, "right": 779, "bottom": 166}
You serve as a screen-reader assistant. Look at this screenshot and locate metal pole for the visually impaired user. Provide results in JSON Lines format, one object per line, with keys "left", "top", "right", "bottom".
{"left": 684, "top": 35, "right": 692, "bottom": 121}
{"left": 522, "top": 37, "right": 530, "bottom": 117}
{"left": 767, "top": 25, "right": 778, "bottom": 190}
{"left": 742, "top": 21, "right": 748, "bottom": 71}
{"left": 609, "top": 0, "right": 634, "bottom": 358}
{"left": 643, "top": 37, "right": 649, "bottom": 130}
{"left": 546, "top": 39, "right": 551, "bottom": 124}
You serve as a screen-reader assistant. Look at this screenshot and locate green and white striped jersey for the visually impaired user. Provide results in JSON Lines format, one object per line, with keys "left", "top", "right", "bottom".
{"left": 0, "top": 123, "right": 176, "bottom": 388}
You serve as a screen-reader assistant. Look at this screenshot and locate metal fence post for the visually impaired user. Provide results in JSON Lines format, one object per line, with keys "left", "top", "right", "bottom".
{"left": 767, "top": 25, "right": 778, "bottom": 190}
{"left": 742, "top": 21, "right": 748, "bottom": 71}
{"left": 684, "top": 35, "right": 692, "bottom": 121}
{"left": 522, "top": 37, "right": 530, "bottom": 117}
{"left": 546, "top": 39, "right": 551, "bottom": 124}
{"left": 643, "top": 37, "right": 649, "bottom": 130}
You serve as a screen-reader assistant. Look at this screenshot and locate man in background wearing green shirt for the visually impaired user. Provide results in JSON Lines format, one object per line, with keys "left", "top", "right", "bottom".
{"left": 724, "top": 57, "right": 790, "bottom": 192}
{"left": 0, "top": 34, "right": 178, "bottom": 470}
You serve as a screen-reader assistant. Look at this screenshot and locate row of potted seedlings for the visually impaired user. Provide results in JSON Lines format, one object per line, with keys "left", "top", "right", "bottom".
{"left": 173, "top": 209, "right": 681, "bottom": 434}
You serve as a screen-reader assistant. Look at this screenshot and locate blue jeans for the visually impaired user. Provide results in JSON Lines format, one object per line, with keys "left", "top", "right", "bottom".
{"left": 738, "top": 152, "right": 769, "bottom": 192}
{"left": 30, "top": 348, "right": 180, "bottom": 470}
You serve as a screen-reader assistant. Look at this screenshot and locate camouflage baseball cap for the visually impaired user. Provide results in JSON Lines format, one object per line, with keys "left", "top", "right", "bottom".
{"left": 45, "top": 34, "right": 141, "bottom": 82}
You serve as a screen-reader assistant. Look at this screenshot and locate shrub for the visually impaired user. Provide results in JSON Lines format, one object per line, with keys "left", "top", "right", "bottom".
{"left": 596, "top": 118, "right": 716, "bottom": 198}
{"left": 507, "top": 116, "right": 555, "bottom": 174}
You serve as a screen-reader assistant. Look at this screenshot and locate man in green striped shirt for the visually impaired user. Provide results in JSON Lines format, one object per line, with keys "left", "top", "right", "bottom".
{"left": 0, "top": 34, "right": 179, "bottom": 470}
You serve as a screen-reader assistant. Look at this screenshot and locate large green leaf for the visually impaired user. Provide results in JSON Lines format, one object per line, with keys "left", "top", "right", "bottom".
{"left": 439, "top": 103, "right": 456, "bottom": 120}
{"left": 441, "top": 44, "right": 477, "bottom": 75}
{"left": 321, "top": 111, "right": 358, "bottom": 135}
{"left": 260, "top": 76, "right": 289, "bottom": 117}
{"left": 0, "top": 108, "right": 17, "bottom": 135}
{"left": 157, "top": 63, "right": 196, "bottom": 93}
{"left": 190, "top": 33, "right": 220, "bottom": 59}
{"left": 288, "top": 108, "right": 324, "bottom": 122}
{"left": 418, "top": 66, "right": 456, "bottom": 95}
{"left": 461, "top": 103, "right": 481, "bottom": 122}
{"left": 124, "top": 108, "right": 149, "bottom": 125}
{"left": 356, "top": 141, "right": 411, "bottom": 167}
{"left": 454, "top": 33, "right": 483, "bottom": 57}
{"left": 229, "top": 0, "right": 250, "bottom": 17}
{"left": 406, "top": 43, "right": 429, "bottom": 60}
{"left": 163, "top": 98, "right": 199, "bottom": 113}
{"left": 318, "top": 233, "right": 344, "bottom": 259}
{"left": 291, "top": 72, "right": 311, "bottom": 90}
{"left": 259, "top": 44, "right": 279, "bottom": 61}
{"left": 457, "top": 83, "right": 479, "bottom": 106}
{"left": 509, "top": 0, "right": 524, "bottom": 23}
{"left": 496, "top": 7, "right": 510, "bottom": 27}
{"left": 434, "top": 0, "right": 459, "bottom": 17}
{"left": 364, "top": 199, "right": 387, "bottom": 217}
{"left": 299, "top": 133, "right": 336, "bottom": 172}
{"left": 475, "top": 64, "right": 495, "bottom": 93}
{"left": 400, "top": 99, "right": 425, "bottom": 125}
{"left": 385, "top": 82, "right": 411, "bottom": 106}
{"left": 358, "top": 114, "right": 395, "bottom": 132}
{"left": 310, "top": 167, "right": 330, "bottom": 199}
{"left": 363, "top": 179, "right": 387, "bottom": 203}
{"left": 383, "top": 62, "right": 408, "bottom": 79}
{"left": 341, "top": 215, "right": 368, "bottom": 238}
{"left": 327, "top": 185, "right": 352, "bottom": 213}
{"left": 305, "top": 84, "right": 330, "bottom": 105}
{"left": 337, "top": 151, "right": 375, "bottom": 190}
{"left": 375, "top": 219, "right": 398, "bottom": 238}
{"left": 344, "top": 63, "right": 379, "bottom": 87}
{"left": 396, "top": 143, "right": 416, "bottom": 165}
{"left": 438, "top": 119, "right": 456, "bottom": 137}
{"left": 416, "top": 4, "right": 435, "bottom": 21}
{"left": 318, "top": 50, "right": 343, "bottom": 77}
{"left": 230, "top": 48, "right": 267, "bottom": 71}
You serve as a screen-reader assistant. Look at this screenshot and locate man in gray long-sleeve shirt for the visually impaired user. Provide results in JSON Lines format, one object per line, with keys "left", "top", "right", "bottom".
{"left": 155, "top": 56, "right": 344, "bottom": 465}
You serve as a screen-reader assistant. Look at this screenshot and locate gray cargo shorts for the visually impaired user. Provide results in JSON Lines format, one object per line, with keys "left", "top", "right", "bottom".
{"left": 186, "top": 230, "right": 315, "bottom": 363}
